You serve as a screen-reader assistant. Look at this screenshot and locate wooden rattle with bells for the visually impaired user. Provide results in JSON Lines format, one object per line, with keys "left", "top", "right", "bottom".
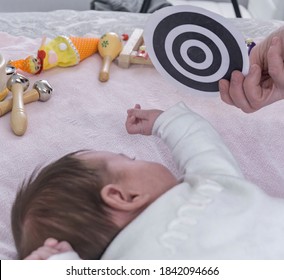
{"left": 0, "top": 65, "right": 17, "bottom": 101}
{"left": 0, "top": 80, "right": 53, "bottom": 117}
{"left": 6, "top": 73, "right": 29, "bottom": 136}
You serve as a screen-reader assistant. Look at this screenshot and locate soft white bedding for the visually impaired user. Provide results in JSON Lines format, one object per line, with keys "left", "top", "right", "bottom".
{"left": 0, "top": 10, "right": 284, "bottom": 260}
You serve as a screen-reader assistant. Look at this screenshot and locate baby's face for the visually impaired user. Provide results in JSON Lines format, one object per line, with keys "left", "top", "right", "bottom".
{"left": 76, "top": 150, "right": 178, "bottom": 203}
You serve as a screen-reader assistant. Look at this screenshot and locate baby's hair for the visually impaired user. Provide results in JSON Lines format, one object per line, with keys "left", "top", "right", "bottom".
{"left": 11, "top": 151, "right": 120, "bottom": 259}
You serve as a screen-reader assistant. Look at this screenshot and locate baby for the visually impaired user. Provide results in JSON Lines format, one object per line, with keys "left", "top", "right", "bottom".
{"left": 12, "top": 102, "right": 284, "bottom": 260}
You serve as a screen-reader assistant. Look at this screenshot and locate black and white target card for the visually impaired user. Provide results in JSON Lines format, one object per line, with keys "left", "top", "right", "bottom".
{"left": 144, "top": 5, "right": 249, "bottom": 94}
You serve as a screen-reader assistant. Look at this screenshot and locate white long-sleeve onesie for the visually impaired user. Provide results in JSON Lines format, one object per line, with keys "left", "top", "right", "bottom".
{"left": 51, "top": 102, "right": 284, "bottom": 260}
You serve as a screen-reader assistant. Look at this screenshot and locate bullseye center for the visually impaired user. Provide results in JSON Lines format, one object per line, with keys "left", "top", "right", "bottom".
{"left": 187, "top": 46, "right": 206, "bottom": 63}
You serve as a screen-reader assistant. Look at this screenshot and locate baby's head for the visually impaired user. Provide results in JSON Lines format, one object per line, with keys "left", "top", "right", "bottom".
{"left": 11, "top": 150, "right": 177, "bottom": 259}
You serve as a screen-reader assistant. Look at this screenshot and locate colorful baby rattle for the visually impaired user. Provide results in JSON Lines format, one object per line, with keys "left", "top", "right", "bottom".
{"left": 9, "top": 35, "right": 100, "bottom": 74}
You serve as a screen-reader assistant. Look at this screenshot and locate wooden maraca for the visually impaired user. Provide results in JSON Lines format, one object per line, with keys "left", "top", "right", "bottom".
{"left": 0, "top": 80, "right": 53, "bottom": 117}
{"left": 0, "top": 53, "right": 7, "bottom": 100}
{"left": 0, "top": 65, "right": 16, "bottom": 101}
{"left": 98, "top": 32, "right": 123, "bottom": 82}
{"left": 0, "top": 88, "right": 9, "bottom": 102}
{"left": 6, "top": 73, "right": 29, "bottom": 136}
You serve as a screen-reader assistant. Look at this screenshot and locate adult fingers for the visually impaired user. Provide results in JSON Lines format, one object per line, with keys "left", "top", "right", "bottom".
{"left": 219, "top": 79, "right": 234, "bottom": 105}
{"left": 228, "top": 71, "right": 255, "bottom": 113}
{"left": 267, "top": 37, "right": 284, "bottom": 87}
{"left": 243, "top": 63, "right": 263, "bottom": 110}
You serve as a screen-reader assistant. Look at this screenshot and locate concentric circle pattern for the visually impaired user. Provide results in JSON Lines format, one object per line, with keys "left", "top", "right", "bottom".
{"left": 144, "top": 6, "right": 249, "bottom": 94}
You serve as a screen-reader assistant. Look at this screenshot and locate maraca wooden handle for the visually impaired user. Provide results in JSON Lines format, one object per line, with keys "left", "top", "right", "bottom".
{"left": 0, "top": 97, "right": 12, "bottom": 117}
{"left": 11, "top": 83, "right": 28, "bottom": 136}
{"left": 0, "top": 89, "right": 38, "bottom": 117}
{"left": 99, "top": 56, "right": 112, "bottom": 82}
{"left": 0, "top": 87, "right": 9, "bottom": 101}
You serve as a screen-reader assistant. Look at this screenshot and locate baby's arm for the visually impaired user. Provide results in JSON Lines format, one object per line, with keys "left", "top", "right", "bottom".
{"left": 152, "top": 102, "right": 242, "bottom": 177}
{"left": 24, "top": 238, "right": 77, "bottom": 260}
{"left": 126, "top": 102, "right": 242, "bottom": 178}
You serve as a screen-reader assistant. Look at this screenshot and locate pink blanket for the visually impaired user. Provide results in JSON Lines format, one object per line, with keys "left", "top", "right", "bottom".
{"left": 0, "top": 31, "right": 284, "bottom": 259}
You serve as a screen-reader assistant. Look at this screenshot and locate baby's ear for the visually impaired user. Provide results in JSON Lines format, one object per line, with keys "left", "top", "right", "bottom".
{"left": 101, "top": 184, "right": 149, "bottom": 212}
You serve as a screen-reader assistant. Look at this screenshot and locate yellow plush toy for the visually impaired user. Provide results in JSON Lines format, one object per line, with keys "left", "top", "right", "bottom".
{"left": 9, "top": 35, "right": 100, "bottom": 74}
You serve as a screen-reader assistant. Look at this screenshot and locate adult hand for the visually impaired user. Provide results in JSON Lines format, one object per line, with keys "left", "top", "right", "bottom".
{"left": 219, "top": 27, "right": 284, "bottom": 113}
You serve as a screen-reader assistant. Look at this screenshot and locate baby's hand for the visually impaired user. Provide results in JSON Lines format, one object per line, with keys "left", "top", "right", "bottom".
{"left": 24, "top": 238, "right": 73, "bottom": 260}
{"left": 126, "top": 104, "right": 163, "bottom": 135}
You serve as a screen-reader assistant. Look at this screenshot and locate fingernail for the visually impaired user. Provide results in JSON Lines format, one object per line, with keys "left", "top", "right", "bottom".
{"left": 231, "top": 71, "right": 239, "bottom": 83}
